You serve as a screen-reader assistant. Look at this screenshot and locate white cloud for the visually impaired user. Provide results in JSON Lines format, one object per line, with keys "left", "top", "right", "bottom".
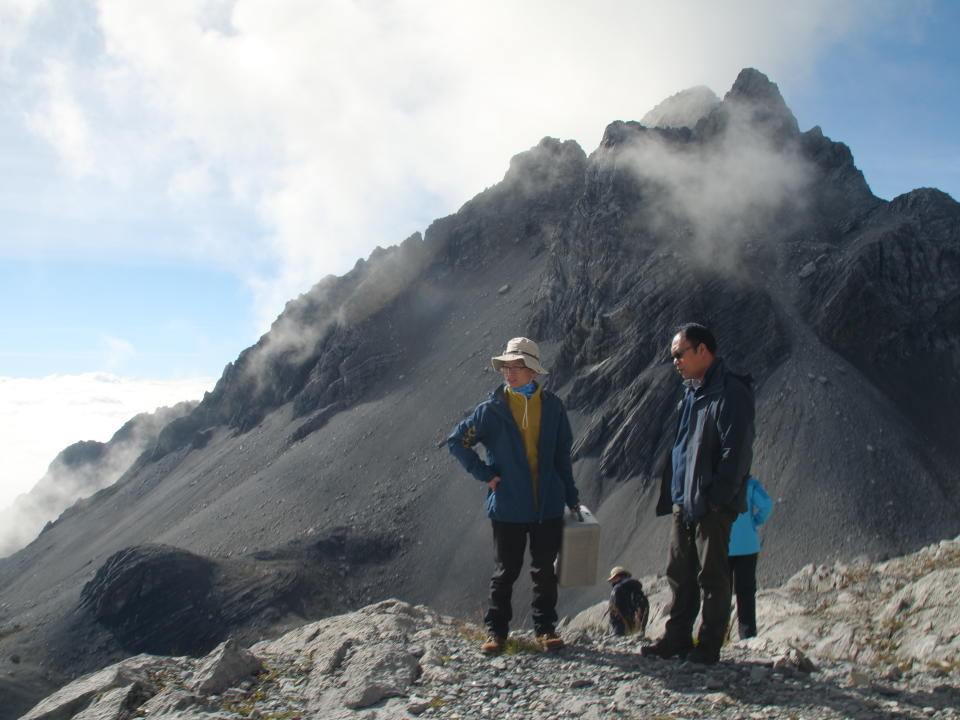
{"left": 100, "top": 334, "right": 136, "bottom": 370}
{"left": 25, "top": 59, "right": 96, "bottom": 176}
{"left": 0, "top": 373, "right": 213, "bottom": 511}
{"left": 3, "top": 0, "right": 899, "bottom": 331}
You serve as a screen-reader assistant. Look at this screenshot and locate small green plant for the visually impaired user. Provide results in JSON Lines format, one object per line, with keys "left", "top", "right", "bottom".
{"left": 258, "top": 666, "right": 282, "bottom": 683}
{"left": 456, "top": 622, "right": 486, "bottom": 643}
{"left": 222, "top": 699, "right": 256, "bottom": 716}
{"left": 503, "top": 636, "right": 542, "bottom": 655}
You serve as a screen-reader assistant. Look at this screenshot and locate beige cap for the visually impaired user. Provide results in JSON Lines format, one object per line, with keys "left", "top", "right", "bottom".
{"left": 491, "top": 337, "right": 549, "bottom": 375}
{"left": 607, "top": 566, "right": 631, "bottom": 582}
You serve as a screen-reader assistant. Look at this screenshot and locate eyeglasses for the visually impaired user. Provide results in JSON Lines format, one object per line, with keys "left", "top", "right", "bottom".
{"left": 671, "top": 344, "right": 698, "bottom": 361}
{"left": 500, "top": 364, "right": 530, "bottom": 373}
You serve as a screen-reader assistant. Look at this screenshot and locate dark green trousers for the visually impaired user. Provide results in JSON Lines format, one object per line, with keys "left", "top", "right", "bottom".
{"left": 664, "top": 505, "right": 736, "bottom": 652}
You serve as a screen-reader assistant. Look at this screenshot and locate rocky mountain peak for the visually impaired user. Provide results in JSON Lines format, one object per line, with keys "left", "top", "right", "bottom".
{"left": 889, "top": 186, "right": 959, "bottom": 218}
{"left": 640, "top": 84, "right": 720, "bottom": 129}
{"left": 504, "top": 136, "right": 587, "bottom": 189}
{"left": 2, "top": 66, "right": 960, "bottom": 720}
{"left": 727, "top": 66, "right": 788, "bottom": 105}
{"left": 695, "top": 66, "right": 800, "bottom": 145}
{"left": 53, "top": 440, "right": 107, "bottom": 469}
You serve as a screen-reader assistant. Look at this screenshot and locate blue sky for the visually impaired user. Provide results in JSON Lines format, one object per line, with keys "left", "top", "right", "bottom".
{"left": 1, "top": 0, "right": 958, "bottom": 509}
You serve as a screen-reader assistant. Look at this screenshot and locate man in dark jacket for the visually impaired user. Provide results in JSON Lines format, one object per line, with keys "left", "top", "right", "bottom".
{"left": 641, "top": 323, "right": 755, "bottom": 665}
{"left": 448, "top": 337, "right": 580, "bottom": 656}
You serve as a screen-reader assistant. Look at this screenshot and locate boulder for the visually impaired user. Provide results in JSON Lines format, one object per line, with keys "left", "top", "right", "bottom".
{"left": 18, "top": 656, "right": 171, "bottom": 720}
{"left": 190, "top": 639, "right": 263, "bottom": 695}
{"left": 340, "top": 642, "right": 421, "bottom": 709}
{"left": 70, "top": 684, "right": 152, "bottom": 720}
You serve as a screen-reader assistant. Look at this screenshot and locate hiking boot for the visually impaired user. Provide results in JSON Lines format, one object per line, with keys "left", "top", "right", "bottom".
{"left": 639, "top": 636, "right": 692, "bottom": 660}
{"left": 686, "top": 645, "right": 720, "bottom": 665}
{"left": 481, "top": 634, "right": 506, "bottom": 656}
{"left": 536, "top": 631, "right": 565, "bottom": 652}
{"left": 738, "top": 623, "right": 756, "bottom": 639}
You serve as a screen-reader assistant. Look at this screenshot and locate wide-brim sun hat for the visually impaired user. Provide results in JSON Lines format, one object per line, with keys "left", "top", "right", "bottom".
{"left": 491, "top": 337, "right": 549, "bottom": 375}
{"left": 607, "top": 566, "right": 631, "bottom": 582}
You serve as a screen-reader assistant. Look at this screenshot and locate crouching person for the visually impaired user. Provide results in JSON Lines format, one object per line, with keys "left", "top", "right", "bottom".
{"left": 608, "top": 566, "right": 649, "bottom": 637}
{"left": 448, "top": 337, "right": 581, "bottom": 655}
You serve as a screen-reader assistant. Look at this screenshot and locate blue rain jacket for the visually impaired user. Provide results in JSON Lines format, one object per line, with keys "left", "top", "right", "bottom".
{"left": 447, "top": 384, "right": 579, "bottom": 523}
{"left": 729, "top": 476, "right": 774, "bottom": 556}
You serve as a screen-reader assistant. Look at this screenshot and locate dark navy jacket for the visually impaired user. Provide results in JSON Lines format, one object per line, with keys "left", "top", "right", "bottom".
{"left": 657, "top": 357, "right": 755, "bottom": 521}
{"left": 447, "top": 384, "right": 580, "bottom": 523}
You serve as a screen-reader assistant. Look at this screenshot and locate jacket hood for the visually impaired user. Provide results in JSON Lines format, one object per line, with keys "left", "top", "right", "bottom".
{"left": 689, "top": 357, "right": 754, "bottom": 396}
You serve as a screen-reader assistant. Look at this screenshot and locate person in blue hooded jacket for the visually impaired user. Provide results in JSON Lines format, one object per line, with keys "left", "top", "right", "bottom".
{"left": 728, "top": 476, "right": 773, "bottom": 638}
{"left": 448, "top": 337, "right": 580, "bottom": 656}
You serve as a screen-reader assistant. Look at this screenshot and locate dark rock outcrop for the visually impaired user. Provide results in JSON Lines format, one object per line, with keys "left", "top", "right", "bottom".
{"left": 75, "top": 528, "right": 402, "bottom": 659}
{"left": 79, "top": 545, "right": 220, "bottom": 656}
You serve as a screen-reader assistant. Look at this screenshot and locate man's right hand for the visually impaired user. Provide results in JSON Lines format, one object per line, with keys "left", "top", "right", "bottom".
{"left": 487, "top": 476, "right": 501, "bottom": 490}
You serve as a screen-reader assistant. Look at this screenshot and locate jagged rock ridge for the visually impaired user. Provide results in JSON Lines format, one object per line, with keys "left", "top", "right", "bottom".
{"left": 1, "top": 67, "right": 959, "bottom": 720}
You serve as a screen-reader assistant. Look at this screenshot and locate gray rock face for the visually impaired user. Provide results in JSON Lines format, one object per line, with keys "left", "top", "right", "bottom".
{"left": 68, "top": 684, "right": 151, "bottom": 720}
{"left": 339, "top": 642, "right": 421, "bottom": 709}
{"left": 19, "top": 655, "right": 175, "bottom": 720}
{"left": 136, "top": 687, "right": 208, "bottom": 715}
{"left": 799, "top": 185, "right": 960, "bottom": 454}
{"left": 749, "top": 536, "right": 960, "bottom": 672}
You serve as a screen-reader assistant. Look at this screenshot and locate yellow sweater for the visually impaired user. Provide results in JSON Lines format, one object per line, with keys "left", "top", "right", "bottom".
{"left": 505, "top": 384, "right": 542, "bottom": 509}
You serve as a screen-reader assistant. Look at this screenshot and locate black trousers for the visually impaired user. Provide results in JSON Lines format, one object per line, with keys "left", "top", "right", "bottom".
{"left": 729, "top": 553, "right": 759, "bottom": 638}
{"left": 485, "top": 517, "right": 563, "bottom": 637}
{"left": 663, "top": 505, "right": 735, "bottom": 652}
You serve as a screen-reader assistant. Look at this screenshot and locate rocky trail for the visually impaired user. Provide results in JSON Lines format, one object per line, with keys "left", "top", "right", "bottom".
{"left": 18, "top": 536, "right": 960, "bottom": 720}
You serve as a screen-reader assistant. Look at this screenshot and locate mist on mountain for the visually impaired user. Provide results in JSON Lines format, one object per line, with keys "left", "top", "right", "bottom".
{"left": 0, "top": 401, "right": 196, "bottom": 558}
{"left": 0, "top": 67, "right": 958, "bottom": 720}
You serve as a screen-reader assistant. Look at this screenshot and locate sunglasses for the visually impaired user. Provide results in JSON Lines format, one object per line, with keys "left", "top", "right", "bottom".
{"left": 670, "top": 344, "right": 699, "bottom": 361}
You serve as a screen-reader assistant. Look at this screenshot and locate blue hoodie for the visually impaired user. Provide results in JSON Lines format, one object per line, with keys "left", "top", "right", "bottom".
{"left": 729, "top": 476, "right": 773, "bottom": 556}
{"left": 447, "top": 384, "right": 579, "bottom": 523}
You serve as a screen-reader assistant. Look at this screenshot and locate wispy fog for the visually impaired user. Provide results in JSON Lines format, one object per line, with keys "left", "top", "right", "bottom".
{"left": 620, "top": 87, "right": 814, "bottom": 269}
{"left": 0, "top": 400, "right": 194, "bottom": 557}
{"left": 243, "top": 232, "right": 437, "bottom": 385}
{"left": 0, "top": 374, "right": 212, "bottom": 516}
{"left": 1, "top": 0, "right": 883, "bottom": 329}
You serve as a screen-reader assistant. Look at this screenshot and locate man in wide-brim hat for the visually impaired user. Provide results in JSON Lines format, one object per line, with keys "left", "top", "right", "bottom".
{"left": 448, "top": 337, "right": 580, "bottom": 655}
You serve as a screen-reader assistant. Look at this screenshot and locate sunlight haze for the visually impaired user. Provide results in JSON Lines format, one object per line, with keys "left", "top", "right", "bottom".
{"left": 1, "top": 0, "right": 958, "bottom": 512}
